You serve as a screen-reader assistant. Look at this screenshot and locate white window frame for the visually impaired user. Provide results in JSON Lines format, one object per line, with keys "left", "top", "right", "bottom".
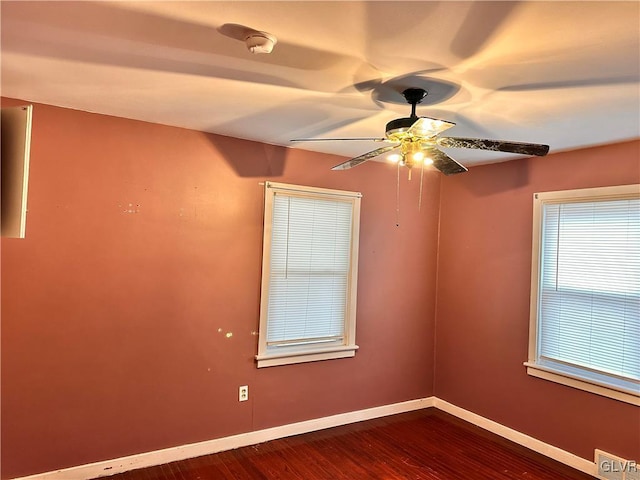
{"left": 526, "top": 184, "right": 640, "bottom": 406}
{"left": 256, "top": 182, "right": 361, "bottom": 368}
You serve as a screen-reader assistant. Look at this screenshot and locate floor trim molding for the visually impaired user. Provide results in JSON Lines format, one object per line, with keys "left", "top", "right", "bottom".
{"left": 434, "top": 398, "right": 597, "bottom": 477}
{"left": 12, "top": 397, "right": 435, "bottom": 480}
{"left": 11, "top": 396, "right": 598, "bottom": 479}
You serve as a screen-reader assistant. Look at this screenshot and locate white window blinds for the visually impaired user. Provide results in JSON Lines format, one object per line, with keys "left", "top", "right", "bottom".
{"left": 256, "top": 182, "right": 361, "bottom": 368}
{"left": 538, "top": 198, "right": 640, "bottom": 381}
{"left": 267, "top": 193, "right": 353, "bottom": 347}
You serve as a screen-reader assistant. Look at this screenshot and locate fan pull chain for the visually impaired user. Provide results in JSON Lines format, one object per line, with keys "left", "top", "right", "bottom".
{"left": 418, "top": 160, "right": 425, "bottom": 211}
{"left": 396, "top": 161, "right": 401, "bottom": 227}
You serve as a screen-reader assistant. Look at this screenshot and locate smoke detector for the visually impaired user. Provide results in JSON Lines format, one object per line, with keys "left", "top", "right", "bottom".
{"left": 245, "top": 32, "right": 277, "bottom": 54}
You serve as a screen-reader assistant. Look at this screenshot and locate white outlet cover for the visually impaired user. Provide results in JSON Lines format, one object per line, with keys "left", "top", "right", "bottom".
{"left": 239, "top": 385, "right": 248, "bottom": 402}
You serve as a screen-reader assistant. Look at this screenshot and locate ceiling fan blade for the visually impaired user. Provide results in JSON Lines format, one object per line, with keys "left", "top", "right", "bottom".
{"left": 331, "top": 145, "right": 399, "bottom": 170}
{"left": 407, "top": 117, "right": 456, "bottom": 138}
{"left": 427, "top": 148, "right": 468, "bottom": 176}
{"left": 437, "top": 137, "right": 549, "bottom": 156}
{"left": 291, "top": 137, "right": 387, "bottom": 142}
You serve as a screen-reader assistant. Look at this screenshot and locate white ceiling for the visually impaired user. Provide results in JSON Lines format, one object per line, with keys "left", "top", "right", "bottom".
{"left": 1, "top": 1, "right": 639, "bottom": 168}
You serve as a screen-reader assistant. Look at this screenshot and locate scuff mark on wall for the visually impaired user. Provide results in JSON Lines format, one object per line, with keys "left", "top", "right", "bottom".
{"left": 119, "top": 203, "right": 140, "bottom": 214}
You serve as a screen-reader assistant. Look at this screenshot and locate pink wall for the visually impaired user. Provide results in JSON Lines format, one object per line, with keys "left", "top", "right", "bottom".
{"left": 2, "top": 97, "right": 638, "bottom": 478}
{"left": 1, "top": 99, "right": 440, "bottom": 478}
{"left": 435, "top": 140, "right": 640, "bottom": 461}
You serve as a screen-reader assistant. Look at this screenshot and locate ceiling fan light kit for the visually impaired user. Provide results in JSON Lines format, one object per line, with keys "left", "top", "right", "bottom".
{"left": 291, "top": 88, "right": 549, "bottom": 176}
{"left": 245, "top": 32, "right": 277, "bottom": 54}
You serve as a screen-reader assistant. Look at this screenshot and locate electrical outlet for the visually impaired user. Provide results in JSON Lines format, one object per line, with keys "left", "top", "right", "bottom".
{"left": 239, "top": 385, "right": 248, "bottom": 402}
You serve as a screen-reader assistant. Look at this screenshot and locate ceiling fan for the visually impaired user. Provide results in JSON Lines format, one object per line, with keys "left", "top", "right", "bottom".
{"left": 292, "top": 88, "right": 549, "bottom": 175}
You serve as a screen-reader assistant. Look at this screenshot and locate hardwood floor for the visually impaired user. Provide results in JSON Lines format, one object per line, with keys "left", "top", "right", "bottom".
{"left": 98, "top": 409, "right": 594, "bottom": 480}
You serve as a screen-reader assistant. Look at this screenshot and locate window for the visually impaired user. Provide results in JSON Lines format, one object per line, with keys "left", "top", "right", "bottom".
{"left": 526, "top": 184, "right": 640, "bottom": 405}
{"left": 256, "top": 182, "right": 361, "bottom": 368}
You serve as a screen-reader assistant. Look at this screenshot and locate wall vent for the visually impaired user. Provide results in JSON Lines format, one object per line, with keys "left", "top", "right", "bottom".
{"left": 596, "top": 449, "right": 639, "bottom": 480}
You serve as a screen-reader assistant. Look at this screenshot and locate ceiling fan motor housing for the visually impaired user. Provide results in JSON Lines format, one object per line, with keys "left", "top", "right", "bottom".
{"left": 385, "top": 117, "right": 418, "bottom": 140}
{"left": 385, "top": 88, "right": 428, "bottom": 140}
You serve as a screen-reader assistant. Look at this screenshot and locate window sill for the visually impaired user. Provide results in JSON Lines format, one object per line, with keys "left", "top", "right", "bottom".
{"left": 524, "top": 361, "right": 640, "bottom": 406}
{"left": 256, "top": 344, "right": 359, "bottom": 368}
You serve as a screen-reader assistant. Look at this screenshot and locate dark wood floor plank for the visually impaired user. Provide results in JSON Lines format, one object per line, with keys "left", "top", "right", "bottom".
{"left": 96, "top": 409, "right": 594, "bottom": 480}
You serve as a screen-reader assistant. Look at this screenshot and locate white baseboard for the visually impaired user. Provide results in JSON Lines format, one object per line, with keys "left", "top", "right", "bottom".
{"left": 434, "top": 398, "right": 597, "bottom": 477}
{"left": 11, "top": 396, "right": 599, "bottom": 480}
{"left": 12, "top": 397, "right": 435, "bottom": 480}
